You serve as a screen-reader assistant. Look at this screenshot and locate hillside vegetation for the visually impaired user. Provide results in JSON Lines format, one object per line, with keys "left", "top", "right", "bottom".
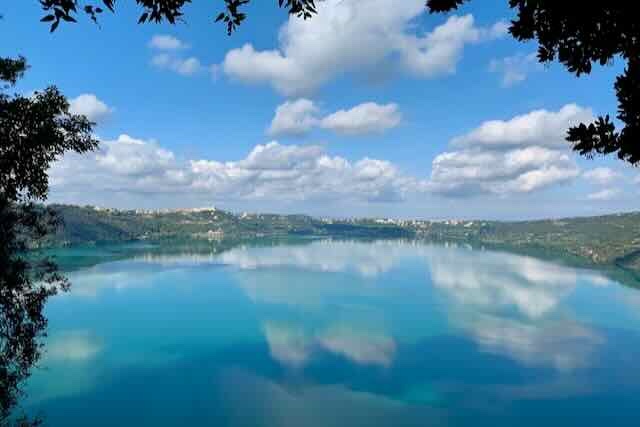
{"left": 45, "top": 205, "right": 640, "bottom": 279}
{"left": 47, "top": 205, "right": 411, "bottom": 246}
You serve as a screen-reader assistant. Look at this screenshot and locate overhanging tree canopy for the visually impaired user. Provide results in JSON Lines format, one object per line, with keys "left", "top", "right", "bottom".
{"left": 0, "top": 55, "right": 98, "bottom": 426}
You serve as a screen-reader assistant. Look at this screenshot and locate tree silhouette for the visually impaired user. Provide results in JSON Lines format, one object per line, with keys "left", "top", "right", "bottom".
{"left": 0, "top": 56, "right": 98, "bottom": 426}
{"left": 38, "top": 0, "right": 640, "bottom": 166}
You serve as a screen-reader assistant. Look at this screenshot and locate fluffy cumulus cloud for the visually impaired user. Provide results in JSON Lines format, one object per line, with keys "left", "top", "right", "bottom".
{"left": 151, "top": 53, "right": 202, "bottom": 76}
{"left": 268, "top": 98, "right": 319, "bottom": 136}
{"left": 320, "top": 103, "right": 402, "bottom": 135}
{"left": 50, "top": 134, "right": 189, "bottom": 197}
{"left": 149, "top": 34, "right": 188, "bottom": 50}
{"left": 489, "top": 52, "right": 540, "bottom": 87}
{"left": 450, "top": 104, "right": 593, "bottom": 150}
{"left": 222, "top": 0, "right": 507, "bottom": 95}
{"left": 429, "top": 146, "right": 579, "bottom": 196}
{"left": 149, "top": 35, "right": 204, "bottom": 76}
{"left": 51, "top": 105, "right": 592, "bottom": 204}
{"left": 189, "top": 142, "right": 420, "bottom": 202}
{"left": 268, "top": 99, "right": 401, "bottom": 136}
{"left": 51, "top": 137, "right": 425, "bottom": 203}
{"left": 68, "top": 93, "right": 113, "bottom": 123}
{"left": 93, "top": 134, "right": 175, "bottom": 176}
{"left": 428, "top": 104, "right": 592, "bottom": 197}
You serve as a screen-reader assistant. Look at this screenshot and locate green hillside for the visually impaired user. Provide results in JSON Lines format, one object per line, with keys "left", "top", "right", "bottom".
{"left": 48, "top": 204, "right": 411, "bottom": 246}
{"left": 44, "top": 205, "right": 640, "bottom": 281}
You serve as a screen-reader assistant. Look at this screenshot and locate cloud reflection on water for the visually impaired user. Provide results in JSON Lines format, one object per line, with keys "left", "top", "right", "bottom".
{"left": 218, "top": 240, "right": 612, "bottom": 371}
{"left": 45, "top": 330, "right": 102, "bottom": 362}
{"left": 64, "top": 240, "right": 616, "bottom": 373}
{"left": 263, "top": 321, "right": 396, "bottom": 368}
{"left": 424, "top": 247, "right": 607, "bottom": 371}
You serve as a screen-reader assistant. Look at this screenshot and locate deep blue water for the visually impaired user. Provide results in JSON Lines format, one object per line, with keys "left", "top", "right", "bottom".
{"left": 25, "top": 240, "right": 640, "bottom": 426}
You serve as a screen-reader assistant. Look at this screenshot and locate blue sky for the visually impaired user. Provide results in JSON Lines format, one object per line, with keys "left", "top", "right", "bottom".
{"left": 2, "top": 0, "right": 637, "bottom": 219}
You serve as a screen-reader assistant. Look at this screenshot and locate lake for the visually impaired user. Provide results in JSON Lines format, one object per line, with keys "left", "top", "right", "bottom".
{"left": 25, "top": 240, "right": 640, "bottom": 426}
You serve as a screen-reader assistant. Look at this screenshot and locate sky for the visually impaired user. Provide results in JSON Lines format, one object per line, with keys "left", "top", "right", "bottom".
{"left": 1, "top": 0, "right": 638, "bottom": 220}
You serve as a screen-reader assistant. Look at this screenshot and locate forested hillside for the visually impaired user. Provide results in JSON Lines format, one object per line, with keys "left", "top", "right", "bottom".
{"left": 45, "top": 205, "right": 640, "bottom": 279}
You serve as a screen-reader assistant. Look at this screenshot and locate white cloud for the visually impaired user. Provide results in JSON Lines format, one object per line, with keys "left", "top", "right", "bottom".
{"left": 268, "top": 98, "right": 319, "bottom": 136}
{"left": 152, "top": 53, "right": 202, "bottom": 76}
{"left": 489, "top": 52, "right": 540, "bottom": 87}
{"left": 268, "top": 99, "right": 402, "bottom": 137}
{"left": 587, "top": 188, "right": 621, "bottom": 201}
{"left": 190, "top": 142, "right": 421, "bottom": 202}
{"left": 68, "top": 93, "right": 113, "bottom": 123}
{"left": 94, "top": 134, "right": 175, "bottom": 176}
{"left": 451, "top": 104, "right": 594, "bottom": 149}
{"left": 51, "top": 138, "right": 425, "bottom": 203}
{"left": 583, "top": 167, "right": 620, "bottom": 186}
{"left": 148, "top": 35, "right": 204, "bottom": 76}
{"left": 427, "top": 104, "right": 592, "bottom": 197}
{"left": 222, "top": 0, "right": 507, "bottom": 96}
{"left": 149, "top": 34, "right": 188, "bottom": 50}
{"left": 50, "top": 134, "right": 188, "bottom": 197}
{"left": 320, "top": 102, "right": 402, "bottom": 135}
{"left": 428, "top": 146, "right": 579, "bottom": 196}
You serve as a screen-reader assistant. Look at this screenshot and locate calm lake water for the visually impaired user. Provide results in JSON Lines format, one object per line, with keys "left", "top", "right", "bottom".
{"left": 25, "top": 240, "right": 640, "bottom": 426}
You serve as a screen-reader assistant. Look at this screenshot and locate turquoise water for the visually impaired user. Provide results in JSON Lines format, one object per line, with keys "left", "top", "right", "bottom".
{"left": 26, "top": 240, "right": 640, "bottom": 426}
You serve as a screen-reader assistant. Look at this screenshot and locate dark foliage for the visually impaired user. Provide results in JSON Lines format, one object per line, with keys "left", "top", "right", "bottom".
{"left": 427, "top": 0, "right": 640, "bottom": 164}
{"left": 0, "top": 56, "right": 97, "bottom": 426}
{"left": 39, "top": 0, "right": 317, "bottom": 34}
